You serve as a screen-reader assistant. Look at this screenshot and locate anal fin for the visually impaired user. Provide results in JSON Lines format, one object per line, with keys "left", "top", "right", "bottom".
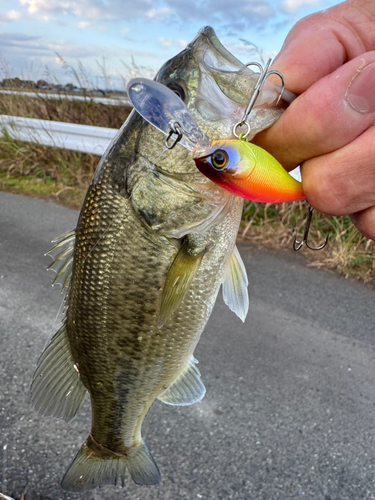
{"left": 158, "top": 356, "right": 205, "bottom": 406}
{"left": 222, "top": 245, "right": 249, "bottom": 322}
{"left": 157, "top": 241, "right": 205, "bottom": 328}
{"left": 31, "top": 323, "right": 87, "bottom": 422}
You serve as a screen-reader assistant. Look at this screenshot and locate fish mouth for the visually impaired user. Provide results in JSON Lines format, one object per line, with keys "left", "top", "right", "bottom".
{"left": 188, "top": 26, "right": 246, "bottom": 72}
{"left": 188, "top": 27, "right": 292, "bottom": 107}
{"left": 156, "top": 27, "right": 245, "bottom": 83}
{"left": 190, "top": 27, "right": 291, "bottom": 138}
{"left": 155, "top": 26, "right": 293, "bottom": 141}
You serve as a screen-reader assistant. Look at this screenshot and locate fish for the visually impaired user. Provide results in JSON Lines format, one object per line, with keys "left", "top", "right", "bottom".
{"left": 31, "top": 26, "right": 292, "bottom": 492}
{"left": 127, "top": 77, "right": 304, "bottom": 203}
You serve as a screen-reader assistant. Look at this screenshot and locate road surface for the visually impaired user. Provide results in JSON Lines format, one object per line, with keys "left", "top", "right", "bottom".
{"left": 1, "top": 191, "right": 375, "bottom": 500}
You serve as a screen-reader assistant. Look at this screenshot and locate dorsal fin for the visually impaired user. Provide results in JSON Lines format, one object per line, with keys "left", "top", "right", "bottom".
{"left": 47, "top": 229, "right": 76, "bottom": 291}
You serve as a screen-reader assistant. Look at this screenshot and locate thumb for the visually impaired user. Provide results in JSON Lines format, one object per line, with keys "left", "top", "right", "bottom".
{"left": 269, "top": 1, "right": 375, "bottom": 94}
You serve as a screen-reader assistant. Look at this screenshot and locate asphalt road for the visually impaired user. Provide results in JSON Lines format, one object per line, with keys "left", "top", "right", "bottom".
{"left": 1, "top": 191, "right": 375, "bottom": 500}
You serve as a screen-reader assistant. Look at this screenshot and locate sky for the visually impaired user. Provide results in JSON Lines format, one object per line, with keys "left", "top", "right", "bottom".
{"left": 0, "top": 0, "right": 343, "bottom": 89}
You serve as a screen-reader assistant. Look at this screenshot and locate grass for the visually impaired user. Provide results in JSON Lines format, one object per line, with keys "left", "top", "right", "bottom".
{"left": 0, "top": 82, "right": 374, "bottom": 286}
{"left": 240, "top": 201, "right": 375, "bottom": 286}
{"left": 0, "top": 91, "right": 131, "bottom": 129}
{"left": 0, "top": 128, "right": 98, "bottom": 209}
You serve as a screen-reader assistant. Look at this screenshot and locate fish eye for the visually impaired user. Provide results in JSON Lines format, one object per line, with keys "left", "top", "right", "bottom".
{"left": 165, "top": 82, "right": 186, "bottom": 102}
{"left": 211, "top": 149, "right": 229, "bottom": 170}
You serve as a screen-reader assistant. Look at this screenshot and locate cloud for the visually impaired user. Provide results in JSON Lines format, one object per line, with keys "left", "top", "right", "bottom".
{"left": 159, "top": 37, "right": 187, "bottom": 48}
{"left": 76, "top": 21, "right": 91, "bottom": 29}
{"left": 17, "top": 0, "right": 156, "bottom": 21}
{"left": 0, "top": 10, "right": 23, "bottom": 21}
{"left": 7, "top": 10, "right": 23, "bottom": 20}
{"left": 223, "top": 40, "right": 262, "bottom": 57}
{"left": 12, "top": 0, "right": 276, "bottom": 28}
{"left": 0, "top": 31, "right": 42, "bottom": 49}
{"left": 19, "top": 0, "right": 110, "bottom": 19}
{"left": 0, "top": 31, "right": 158, "bottom": 60}
{"left": 146, "top": 7, "right": 172, "bottom": 20}
{"left": 162, "top": 0, "right": 275, "bottom": 26}
{"left": 280, "top": 0, "right": 321, "bottom": 13}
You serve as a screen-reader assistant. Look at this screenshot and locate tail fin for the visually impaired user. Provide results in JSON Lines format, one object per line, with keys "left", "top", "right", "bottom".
{"left": 61, "top": 436, "right": 161, "bottom": 491}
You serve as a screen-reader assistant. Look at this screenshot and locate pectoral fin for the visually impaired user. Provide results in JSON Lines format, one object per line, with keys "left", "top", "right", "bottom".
{"left": 222, "top": 245, "right": 249, "bottom": 322}
{"left": 157, "top": 241, "right": 205, "bottom": 328}
{"left": 158, "top": 357, "right": 205, "bottom": 406}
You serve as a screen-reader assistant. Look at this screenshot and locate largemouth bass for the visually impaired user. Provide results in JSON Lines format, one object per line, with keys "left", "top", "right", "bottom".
{"left": 31, "top": 27, "right": 290, "bottom": 492}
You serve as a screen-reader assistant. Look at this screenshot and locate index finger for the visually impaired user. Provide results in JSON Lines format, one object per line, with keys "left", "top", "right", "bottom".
{"left": 269, "top": 1, "right": 375, "bottom": 93}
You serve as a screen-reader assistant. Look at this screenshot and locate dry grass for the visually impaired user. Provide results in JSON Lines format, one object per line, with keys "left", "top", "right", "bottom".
{"left": 0, "top": 91, "right": 131, "bottom": 128}
{"left": 240, "top": 201, "right": 375, "bottom": 286}
{"left": 0, "top": 129, "right": 98, "bottom": 209}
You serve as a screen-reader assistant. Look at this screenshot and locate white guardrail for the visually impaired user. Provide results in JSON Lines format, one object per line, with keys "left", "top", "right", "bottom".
{"left": 0, "top": 115, "right": 119, "bottom": 155}
{"left": 0, "top": 113, "right": 302, "bottom": 181}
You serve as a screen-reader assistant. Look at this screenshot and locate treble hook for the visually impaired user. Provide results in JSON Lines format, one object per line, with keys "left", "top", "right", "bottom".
{"left": 233, "top": 58, "right": 285, "bottom": 138}
{"left": 293, "top": 205, "right": 329, "bottom": 251}
{"left": 165, "top": 121, "right": 183, "bottom": 150}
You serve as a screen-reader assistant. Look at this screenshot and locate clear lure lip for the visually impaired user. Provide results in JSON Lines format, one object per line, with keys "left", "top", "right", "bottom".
{"left": 127, "top": 78, "right": 211, "bottom": 152}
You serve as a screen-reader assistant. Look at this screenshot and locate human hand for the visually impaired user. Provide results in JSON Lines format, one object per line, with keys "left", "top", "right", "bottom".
{"left": 253, "top": 0, "right": 375, "bottom": 240}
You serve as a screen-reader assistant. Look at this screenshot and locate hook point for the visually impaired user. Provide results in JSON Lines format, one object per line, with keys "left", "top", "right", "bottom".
{"left": 292, "top": 205, "right": 328, "bottom": 252}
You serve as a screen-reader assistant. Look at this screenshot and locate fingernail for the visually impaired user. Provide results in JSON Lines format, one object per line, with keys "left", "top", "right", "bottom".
{"left": 346, "top": 62, "right": 375, "bottom": 114}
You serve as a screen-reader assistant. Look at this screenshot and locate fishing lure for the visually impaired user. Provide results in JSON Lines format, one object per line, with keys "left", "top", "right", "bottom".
{"left": 127, "top": 67, "right": 305, "bottom": 204}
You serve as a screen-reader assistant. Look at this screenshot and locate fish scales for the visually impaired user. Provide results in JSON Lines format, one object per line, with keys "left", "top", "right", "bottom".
{"left": 31, "top": 26, "right": 286, "bottom": 491}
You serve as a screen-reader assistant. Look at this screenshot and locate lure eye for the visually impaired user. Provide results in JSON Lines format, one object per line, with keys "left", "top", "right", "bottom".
{"left": 211, "top": 149, "right": 229, "bottom": 170}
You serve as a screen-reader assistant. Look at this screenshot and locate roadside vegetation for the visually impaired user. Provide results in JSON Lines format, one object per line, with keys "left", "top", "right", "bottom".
{"left": 240, "top": 201, "right": 375, "bottom": 285}
{"left": 0, "top": 129, "right": 97, "bottom": 208}
{"left": 0, "top": 80, "right": 374, "bottom": 286}
{"left": 0, "top": 64, "right": 131, "bottom": 208}
{"left": 0, "top": 86, "right": 131, "bottom": 128}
